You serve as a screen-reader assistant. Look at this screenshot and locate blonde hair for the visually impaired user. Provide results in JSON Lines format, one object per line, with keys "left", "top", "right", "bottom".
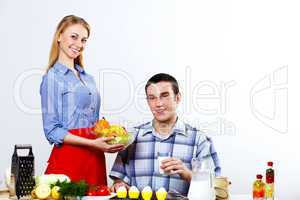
{"left": 46, "top": 15, "right": 90, "bottom": 72}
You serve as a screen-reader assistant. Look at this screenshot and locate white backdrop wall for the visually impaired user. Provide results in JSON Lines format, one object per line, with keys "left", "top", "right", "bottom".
{"left": 0, "top": 0, "right": 299, "bottom": 199}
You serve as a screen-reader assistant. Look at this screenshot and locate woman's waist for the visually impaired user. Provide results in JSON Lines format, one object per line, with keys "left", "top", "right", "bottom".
{"left": 63, "top": 116, "right": 97, "bottom": 131}
{"left": 67, "top": 127, "right": 97, "bottom": 139}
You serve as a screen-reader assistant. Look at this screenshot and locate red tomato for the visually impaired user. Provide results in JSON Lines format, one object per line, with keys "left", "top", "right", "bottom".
{"left": 87, "top": 191, "right": 96, "bottom": 196}
{"left": 97, "top": 185, "right": 110, "bottom": 196}
{"left": 87, "top": 185, "right": 110, "bottom": 196}
{"left": 87, "top": 186, "right": 98, "bottom": 196}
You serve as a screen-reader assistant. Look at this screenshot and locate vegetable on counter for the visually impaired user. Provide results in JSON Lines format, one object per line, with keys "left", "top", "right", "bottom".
{"left": 31, "top": 174, "right": 88, "bottom": 199}
{"left": 35, "top": 174, "right": 70, "bottom": 186}
{"left": 53, "top": 180, "right": 88, "bottom": 198}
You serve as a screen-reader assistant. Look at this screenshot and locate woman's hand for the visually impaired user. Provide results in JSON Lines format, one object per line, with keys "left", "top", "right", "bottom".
{"left": 161, "top": 157, "right": 192, "bottom": 182}
{"left": 90, "top": 137, "right": 125, "bottom": 153}
{"left": 64, "top": 133, "right": 124, "bottom": 153}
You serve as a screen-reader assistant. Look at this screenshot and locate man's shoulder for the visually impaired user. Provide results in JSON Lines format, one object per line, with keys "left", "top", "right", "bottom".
{"left": 132, "top": 121, "right": 152, "bottom": 136}
{"left": 181, "top": 120, "right": 210, "bottom": 140}
{"left": 176, "top": 119, "right": 199, "bottom": 133}
{"left": 183, "top": 121, "right": 198, "bottom": 131}
{"left": 132, "top": 119, "right": 208, "bottom": 139}
{"left": 134, "top": 121, "right": 152, "bottom": 129}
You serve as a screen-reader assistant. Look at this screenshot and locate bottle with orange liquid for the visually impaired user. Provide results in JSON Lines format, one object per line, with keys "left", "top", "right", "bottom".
{"left": 253, "top": 174, "right": 265, "bottom": 200}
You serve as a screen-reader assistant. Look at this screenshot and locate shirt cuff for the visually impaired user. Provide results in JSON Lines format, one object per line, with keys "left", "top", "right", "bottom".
{"left": 47, "top": 127, "right": 68, "bottom": 146}
{"left": 109, "top": 171, "right": 131, "bottom": 185}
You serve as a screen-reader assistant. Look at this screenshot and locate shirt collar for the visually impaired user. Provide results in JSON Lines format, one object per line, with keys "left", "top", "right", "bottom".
{"left": 74, "top": 64, "right": 85, "bottom": 73}
{"left": 53, "top": 62, "right": 85, "bottom": 75}
{"left": 172, "top": 118, "right": 187, "bottom": 136}
{"left": 137, "top": 122, "right": 152, "bottom": 136}
{"left": 139, "top": 117, "right": 188, "bottom": 137}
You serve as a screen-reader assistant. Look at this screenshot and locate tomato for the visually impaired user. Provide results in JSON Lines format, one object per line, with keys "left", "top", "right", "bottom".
{"left": 87, "top": 185, "right": 110, "bottom": 196}
{"left": 87, "top": 191, "right": 96, "bottom": 196}
{"left": 97, "top": 185, "right": 110, "bottom": 196}
{"left": 87, "top": 186, "right": 98, "bottom": 196}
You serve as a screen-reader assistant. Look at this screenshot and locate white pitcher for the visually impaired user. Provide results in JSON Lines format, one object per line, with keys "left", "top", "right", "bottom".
{"left": 188, "top": 158, "right": 215, "bottom": 200}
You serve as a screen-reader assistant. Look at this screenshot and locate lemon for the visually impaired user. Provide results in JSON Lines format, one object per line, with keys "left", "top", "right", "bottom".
{"left": 51, "top": 186, "right": 61, "bottom": 200}
{"left": 35, "top": 184, "right": 51, "bottom": 199}
{"left": 31, "top": 188, "right": 37, "bottom": 199}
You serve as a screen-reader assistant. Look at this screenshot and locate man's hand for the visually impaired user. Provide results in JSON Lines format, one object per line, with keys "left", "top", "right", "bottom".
{"left": 110, "top": 179, "right": 130, "bottom": 193}
{"left": 160, "top": 157, "right": 192, "bottom": 182}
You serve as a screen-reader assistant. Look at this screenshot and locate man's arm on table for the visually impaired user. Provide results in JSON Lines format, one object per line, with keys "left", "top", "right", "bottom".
{"left": 109, "top": 149, "right": 131, "bottom": 192}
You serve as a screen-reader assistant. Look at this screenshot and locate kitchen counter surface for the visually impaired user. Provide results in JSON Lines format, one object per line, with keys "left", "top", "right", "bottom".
{"left": 0, "top": 192, "right": 277, "bottom": 200}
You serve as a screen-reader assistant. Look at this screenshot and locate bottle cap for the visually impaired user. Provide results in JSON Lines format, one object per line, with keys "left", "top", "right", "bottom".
{"left": 267, "top": 161, "right": 273, "bottom": 167}
{"left": 256, "top": 174, "right": 263, "bottom": 179}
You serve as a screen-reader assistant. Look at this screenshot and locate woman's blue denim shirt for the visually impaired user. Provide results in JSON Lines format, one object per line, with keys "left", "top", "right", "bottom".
{"left": 40, "top": 62, "right": 100, "bottom": 145}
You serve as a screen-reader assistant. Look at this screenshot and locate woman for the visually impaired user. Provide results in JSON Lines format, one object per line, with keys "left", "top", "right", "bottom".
{"left": 40, "top": 15, "right": 124, "bottom": 185}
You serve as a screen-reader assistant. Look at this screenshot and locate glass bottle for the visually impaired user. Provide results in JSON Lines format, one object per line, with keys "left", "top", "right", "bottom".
{"left": 265, "top": 161, "right": 274, "bottom": 199}
{"left": 252, "top": 174, "right": 265, "bottom": 200}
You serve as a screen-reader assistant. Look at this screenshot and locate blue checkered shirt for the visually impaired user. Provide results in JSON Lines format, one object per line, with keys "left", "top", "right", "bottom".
{"left": 109, "top": 118, "right": 221, "bottom": 195}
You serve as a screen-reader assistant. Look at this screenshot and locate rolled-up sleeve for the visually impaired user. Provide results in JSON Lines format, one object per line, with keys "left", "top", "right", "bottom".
{"left": 109, "top": 149, "right": 131, "bottom": 184}
{"left": 40, "top": 74, "right": 68, "bottom": 146}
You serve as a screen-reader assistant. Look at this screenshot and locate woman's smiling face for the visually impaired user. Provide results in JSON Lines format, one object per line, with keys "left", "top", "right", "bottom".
{"left": 58, "top": 23, "right": 88, "bottom": 60}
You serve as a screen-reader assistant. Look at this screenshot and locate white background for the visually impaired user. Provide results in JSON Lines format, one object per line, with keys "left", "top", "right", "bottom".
{"left": 0, "top": 0, "right": 299, "bottom": 199}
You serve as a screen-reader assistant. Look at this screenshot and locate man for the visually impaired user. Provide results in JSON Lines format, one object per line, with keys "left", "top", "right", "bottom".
{"left": 109, "top": 73, "right": 221, "bottom": 195}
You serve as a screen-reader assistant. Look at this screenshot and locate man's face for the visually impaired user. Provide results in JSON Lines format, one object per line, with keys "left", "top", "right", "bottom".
{"left": 146, "top": 81, "right": 181, "bottom": 123}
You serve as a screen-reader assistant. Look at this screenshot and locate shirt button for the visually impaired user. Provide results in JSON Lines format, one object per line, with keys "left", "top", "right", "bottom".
{"left": 89, "top": 92, "right": 92, "bottom": 95}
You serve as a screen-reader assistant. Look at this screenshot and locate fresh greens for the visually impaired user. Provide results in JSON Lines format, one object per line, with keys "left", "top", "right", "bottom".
{"left": 52, "top": 180, "right": 88, "bottom": 199}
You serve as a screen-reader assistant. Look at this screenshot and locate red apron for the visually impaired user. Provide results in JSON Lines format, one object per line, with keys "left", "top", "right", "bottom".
{"left": 45, "top": 127, "right": 107, "bottom": 186}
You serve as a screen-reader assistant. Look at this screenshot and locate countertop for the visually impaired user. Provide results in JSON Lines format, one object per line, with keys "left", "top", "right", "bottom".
{"left": 0, "top": 192, "right": 277, "bottom": 200}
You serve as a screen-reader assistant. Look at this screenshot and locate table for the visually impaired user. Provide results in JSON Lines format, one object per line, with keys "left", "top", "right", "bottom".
{"left": 0, "top": 192, "right": 277, "bottom": 200}
{"left": 230, "top": 195, "right": 251, "bottom": 200}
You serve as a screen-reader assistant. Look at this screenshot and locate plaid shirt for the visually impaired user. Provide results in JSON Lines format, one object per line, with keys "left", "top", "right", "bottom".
{"left": 109, "top": 118, "right": 221, "bottom": 195}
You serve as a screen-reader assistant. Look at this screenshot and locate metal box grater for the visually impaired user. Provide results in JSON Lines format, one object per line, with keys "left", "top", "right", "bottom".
{"left": 11, "top": 144, "right": 35, "bottom": 199}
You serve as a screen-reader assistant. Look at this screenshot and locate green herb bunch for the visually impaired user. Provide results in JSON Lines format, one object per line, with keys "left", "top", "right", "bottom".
{"left": 51, "top": 180, "right": 88, "bottom": 199}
